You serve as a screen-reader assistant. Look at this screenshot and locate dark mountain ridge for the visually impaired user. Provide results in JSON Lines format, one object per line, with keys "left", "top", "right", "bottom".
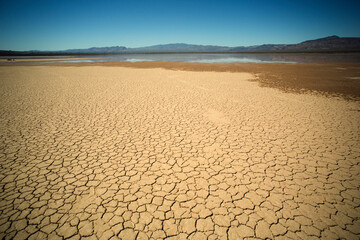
{"left": 1, "top": 36, "right": 360, "bottom": 56}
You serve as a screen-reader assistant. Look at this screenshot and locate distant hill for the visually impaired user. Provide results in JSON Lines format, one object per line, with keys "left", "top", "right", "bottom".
{"left": 1, "top": 36, "right": 360, "bottom": 55}
{"left": 129, "top": 43, "right": 230, "bottom": 53}
{"left": 230, "top": 44, "right": 287, "bottom": 52}
{"left": 280, "top": 36, "right": 360, "bottom": 51}
{"left": 62, "top": 46, "right": 127, "bottom": 54}
{"left": 229, "top": 36, "right": 360, "bottom": 52}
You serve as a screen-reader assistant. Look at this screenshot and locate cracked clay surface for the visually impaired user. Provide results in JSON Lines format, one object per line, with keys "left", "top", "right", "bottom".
{"left": 0, "top": 66, "right": 359, "bottom": 239}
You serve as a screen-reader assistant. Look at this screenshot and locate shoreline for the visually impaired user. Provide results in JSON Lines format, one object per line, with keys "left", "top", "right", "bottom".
{"left": 0, "top": 59, "right": 360, "bottom": 101}
{"left": 2, "top": 60, "right": 360, "bottom": 100}
{"left": 60, "top": 61, "right": 360, "bottom": 100}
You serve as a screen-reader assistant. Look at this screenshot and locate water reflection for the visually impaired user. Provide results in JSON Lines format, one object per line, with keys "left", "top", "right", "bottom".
{"left": 188, "top": 57, "right": 296, "bottom": 64}
{"left": 84, "top": 53, "right": 360, "bottom": 63}
{"left": 6, "top": 53, "right": 360, "bottom": 64}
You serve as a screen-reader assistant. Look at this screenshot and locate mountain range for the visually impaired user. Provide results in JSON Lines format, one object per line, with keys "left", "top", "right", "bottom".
{"left": 1, "top": 36, "right": 360, "bottom": 55}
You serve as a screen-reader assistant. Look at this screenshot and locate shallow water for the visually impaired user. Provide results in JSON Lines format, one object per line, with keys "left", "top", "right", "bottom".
{"left": 3, "top": 52, "right": 360, "bottom": 63}
{"left": 64, "top": 53, "right": 360, "bottom": 63}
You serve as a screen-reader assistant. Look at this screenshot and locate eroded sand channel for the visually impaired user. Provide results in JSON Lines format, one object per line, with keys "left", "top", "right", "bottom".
{"left": 0, "top": 66, "right": 359, "bottom": 239}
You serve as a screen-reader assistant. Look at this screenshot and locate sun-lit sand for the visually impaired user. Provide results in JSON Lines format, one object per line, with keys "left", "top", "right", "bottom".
{"left": 0, "top": 65, "right": 359, "bottom": 239}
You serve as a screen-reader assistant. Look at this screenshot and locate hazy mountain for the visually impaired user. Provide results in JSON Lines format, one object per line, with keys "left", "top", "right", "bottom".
{"left": 62, "top": 46, "right": 127, "bottom": 54}
{"left": 130, "top": 43, "right": 230, "bottom": 52}
{"left": 1, "top": 36, "right": 360, "bottom": 55}
{"left": 231, "top": 36, "right": 360, "bottom": 52}
{"left": 73, "top": 36, "right": 360, "bottom": 53}
{"left": 230, "top": 44, "right": 287, "bottom": 52}
{"left": 281, "top": 35, "right": 360, "bottom": 51}
{"left": 69, "top": 36, "right": 360, "bottom": 53}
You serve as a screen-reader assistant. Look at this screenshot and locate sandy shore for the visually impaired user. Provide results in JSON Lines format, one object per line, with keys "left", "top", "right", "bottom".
{"left": 79, "top": 61, "right": 360, "bottom": 100}
{"left": 0, "top": 65, "right": 359, "bottom": 239}
{"left": 2, "top": 60, "right": 360, "bottom": 99}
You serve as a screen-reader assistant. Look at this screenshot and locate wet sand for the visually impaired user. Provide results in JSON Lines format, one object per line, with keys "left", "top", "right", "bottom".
{"left": 0, "top": 65, "right": 359, "bottom": 239}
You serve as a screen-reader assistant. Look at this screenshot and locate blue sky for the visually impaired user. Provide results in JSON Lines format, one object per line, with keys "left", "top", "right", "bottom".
{"left": 1, "top": 0, "right": 360, "bottom": 51}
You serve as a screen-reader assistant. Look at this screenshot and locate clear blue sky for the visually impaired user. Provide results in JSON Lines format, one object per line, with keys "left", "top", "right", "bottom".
{"left": 1, "top": 0, "right": 360, "bottom": 51}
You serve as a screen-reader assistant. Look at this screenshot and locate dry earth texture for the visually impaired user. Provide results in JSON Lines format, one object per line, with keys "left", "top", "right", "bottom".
{"left": 0, "top": 65, "right": 359, "bottom": 239}
{"left": 49, "top": 61, "right": 360, "bottom": 100}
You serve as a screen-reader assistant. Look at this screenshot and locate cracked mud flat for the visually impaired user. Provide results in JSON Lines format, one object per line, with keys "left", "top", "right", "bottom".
{"left": 0, "top": 66, "right": 359, "bottom": 239}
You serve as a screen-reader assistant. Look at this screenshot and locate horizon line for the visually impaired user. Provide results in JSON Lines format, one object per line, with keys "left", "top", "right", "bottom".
{"left": 2, "top": 35, "right": 357, "bottom": 52}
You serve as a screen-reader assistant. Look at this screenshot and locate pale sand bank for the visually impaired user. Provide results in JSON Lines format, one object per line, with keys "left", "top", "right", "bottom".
{"left": 0, "top": 66, "right": 359, "bottom": 239}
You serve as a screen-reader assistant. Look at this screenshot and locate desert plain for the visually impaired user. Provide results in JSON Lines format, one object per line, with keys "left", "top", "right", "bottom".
{"left": 0, "top": 61, "right": 359, "bottom": 239}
